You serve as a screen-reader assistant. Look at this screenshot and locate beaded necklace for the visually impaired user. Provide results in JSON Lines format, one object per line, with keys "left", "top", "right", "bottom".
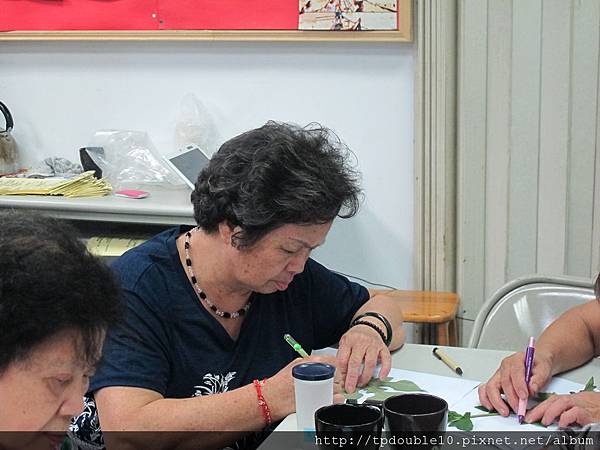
{"left": 184, "top": 229, "right": 251, "bottom": 319}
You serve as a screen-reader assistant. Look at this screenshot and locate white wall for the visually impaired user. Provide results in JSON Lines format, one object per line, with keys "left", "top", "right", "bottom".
{"left": 0, "top": 41, "right": 414, "bottom": 290}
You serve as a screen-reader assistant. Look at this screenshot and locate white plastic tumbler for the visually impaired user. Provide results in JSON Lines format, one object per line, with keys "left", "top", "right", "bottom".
{"left": 292, "top": 362, "right": 335, "bottom": 431}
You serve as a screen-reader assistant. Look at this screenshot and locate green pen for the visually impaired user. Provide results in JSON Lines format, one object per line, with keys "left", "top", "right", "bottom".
{"left": 284, "top": 333, "right": 309, "bottom": 358}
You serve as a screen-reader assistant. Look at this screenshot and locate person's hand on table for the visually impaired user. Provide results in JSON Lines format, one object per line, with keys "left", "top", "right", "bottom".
{"left": 525, "top": 391, "right": 600, "bottom": 427}
{"left": 264, "top": 355, "right": 344, "bottom": 419}
{"left": 335, "top": 324, "right": 391, "bottom": 394}
{"left": 478, "top": 350, "right": 553, "bottom": 416}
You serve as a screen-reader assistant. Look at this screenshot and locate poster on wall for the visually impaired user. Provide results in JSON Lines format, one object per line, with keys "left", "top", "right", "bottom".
{"left": 298, "top": 0, "right": 397, "bottom": 30}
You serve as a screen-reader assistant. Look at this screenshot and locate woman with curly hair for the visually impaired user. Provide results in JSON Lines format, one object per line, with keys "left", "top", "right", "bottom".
{"left": 74, "top": 121, "right": 405, "bottom": 449}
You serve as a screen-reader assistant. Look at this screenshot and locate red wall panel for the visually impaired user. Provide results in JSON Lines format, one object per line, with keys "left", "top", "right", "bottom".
{"left": 0, "top": 0, "right": 297, "bottom": 31}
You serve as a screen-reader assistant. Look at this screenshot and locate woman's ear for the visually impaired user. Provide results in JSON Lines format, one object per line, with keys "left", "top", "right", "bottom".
{"left": 218, "top": 222, "right": 241, "bottom": 247}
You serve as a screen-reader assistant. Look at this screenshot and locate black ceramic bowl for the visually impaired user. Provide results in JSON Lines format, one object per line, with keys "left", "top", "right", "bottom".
{"left": 315, "top": 403, "right": 383, "bottom": 450}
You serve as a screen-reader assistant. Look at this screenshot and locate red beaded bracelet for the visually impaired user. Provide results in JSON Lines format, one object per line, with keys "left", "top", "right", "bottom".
{"left": 253, "top": 378, "right": 272, "bottom": 426}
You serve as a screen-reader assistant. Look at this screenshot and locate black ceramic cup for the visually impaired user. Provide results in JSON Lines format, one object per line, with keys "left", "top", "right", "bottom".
{"left": 383, "top": 393, "right": 448, "bottom": 450}
{"left": 314, "top": 403, "right": 383, "bottom": 450}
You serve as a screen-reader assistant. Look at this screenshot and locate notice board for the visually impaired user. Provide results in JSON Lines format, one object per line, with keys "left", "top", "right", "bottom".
{"left": 0, "top": 0, "right": 412, "bottom": 39}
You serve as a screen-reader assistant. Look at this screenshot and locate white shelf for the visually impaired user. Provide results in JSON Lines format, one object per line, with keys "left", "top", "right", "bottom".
{"left": 0, "top": 188, "right": 195, "bottom": 225}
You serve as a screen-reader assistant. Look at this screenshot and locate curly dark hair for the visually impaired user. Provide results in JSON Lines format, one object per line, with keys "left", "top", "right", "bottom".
{"left": 191, "top": 121, "right": 362, "bottom": 248}
{"left": 0, "top": 210, "right": 122, "bottom": 374}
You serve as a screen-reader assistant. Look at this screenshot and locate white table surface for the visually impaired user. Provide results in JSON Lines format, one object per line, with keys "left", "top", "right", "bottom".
{"left": 271, "top": 343, "right": 600, "bottom": 433}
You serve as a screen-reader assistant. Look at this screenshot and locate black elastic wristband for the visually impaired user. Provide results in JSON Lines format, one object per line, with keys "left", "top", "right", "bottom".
{"left": 351, "top": 320, "right": 387, "bottom": 346}
{"left": 354, "top": 312, "right": 393, "bottom": 346}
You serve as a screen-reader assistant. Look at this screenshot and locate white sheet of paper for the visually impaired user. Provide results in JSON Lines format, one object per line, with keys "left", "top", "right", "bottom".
{"left": 349, "top": 367, "right": 481, "bottom": 407}
{"left": 451, "top": 376, "right": 585, "bottom": 431}
{"left": 312, "top": 347, "right": 480, "bottom": 407}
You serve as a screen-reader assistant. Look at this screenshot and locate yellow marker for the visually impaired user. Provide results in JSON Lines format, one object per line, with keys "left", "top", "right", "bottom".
{"left": 433, "top": 347, "right": 463, "bottom": 375}
{"left": 284, "top": 333, "right": 309, "bottom": 358}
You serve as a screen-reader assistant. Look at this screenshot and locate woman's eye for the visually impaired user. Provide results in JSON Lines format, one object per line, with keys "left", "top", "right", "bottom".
{"left": 53, "top": 377, "right": 71, "bottom": 387}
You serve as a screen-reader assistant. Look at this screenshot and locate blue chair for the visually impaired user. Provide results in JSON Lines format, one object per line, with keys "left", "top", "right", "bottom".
{"left": 468, "top": 275, "right": 595, "bottom": 351}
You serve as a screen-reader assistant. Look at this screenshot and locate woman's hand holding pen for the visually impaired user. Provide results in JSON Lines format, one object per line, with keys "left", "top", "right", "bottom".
{"left": 335, "top": 324, "right": 391, "bottom": 394}
{"left": 478, "top": 350, "right": 554, "bottom": 416}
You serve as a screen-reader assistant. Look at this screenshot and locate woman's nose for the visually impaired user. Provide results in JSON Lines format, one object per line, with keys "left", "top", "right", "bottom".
{"left": 287, "top": 252, "right": 309, "bottom": 274}
{"left": 59, "top": 380, "right": 86, "bottom": 419}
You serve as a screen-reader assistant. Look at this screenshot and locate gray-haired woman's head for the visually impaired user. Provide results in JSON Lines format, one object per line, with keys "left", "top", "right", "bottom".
{"left": 191, "top": 121, "right": 362, "bottom": 248}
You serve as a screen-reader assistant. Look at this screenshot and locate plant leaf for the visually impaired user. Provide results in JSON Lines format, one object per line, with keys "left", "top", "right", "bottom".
{"left": 534, "top": 391, "right": 556, "bottom": 401}
{"left": 451, "top": 412, "right": 474, "bottom": 431}
{"left": 474, "top": 405, "right": 492, "bottom": 413}
{"left": 343, "top": 378, "right": 425, "bottom": 402}
{"left": 448, "top": 411, "right": 474, "bottom": 431}
{"left": 448, "top": 410, "right": 463, "bottom": 422}
{"left": 582, "top": 377, "right": 596, "bottom": 392}
{"left": 448, "top": 409, "right": 500, "bottom": 431}
{"left": 378, "top": 379, "right": 425, "bottom": 392}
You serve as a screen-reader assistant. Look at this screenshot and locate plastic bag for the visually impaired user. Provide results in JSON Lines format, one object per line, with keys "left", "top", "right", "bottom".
{"left": 174, "top": 94, "right": 220, "bottom": 154}
{"left": 88, "top": 130, "right": 184, "bottom": 190}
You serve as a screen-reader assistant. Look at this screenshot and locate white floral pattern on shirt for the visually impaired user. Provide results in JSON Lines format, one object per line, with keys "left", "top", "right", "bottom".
{"left": 192, "top": 372, "right": 237, "bottom": 396}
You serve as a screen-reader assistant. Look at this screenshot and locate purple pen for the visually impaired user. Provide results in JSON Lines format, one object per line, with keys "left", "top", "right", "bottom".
{"left": 517, "top": 337, "right": 536, "bottom": 424}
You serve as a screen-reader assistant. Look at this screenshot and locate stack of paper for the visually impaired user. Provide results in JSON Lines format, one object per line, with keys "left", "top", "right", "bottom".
{"left": 86, "top": 237, "right": 147, "bottom": 257}
{"left": 0, "top": 171, "right": 112, "bottom": 197}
